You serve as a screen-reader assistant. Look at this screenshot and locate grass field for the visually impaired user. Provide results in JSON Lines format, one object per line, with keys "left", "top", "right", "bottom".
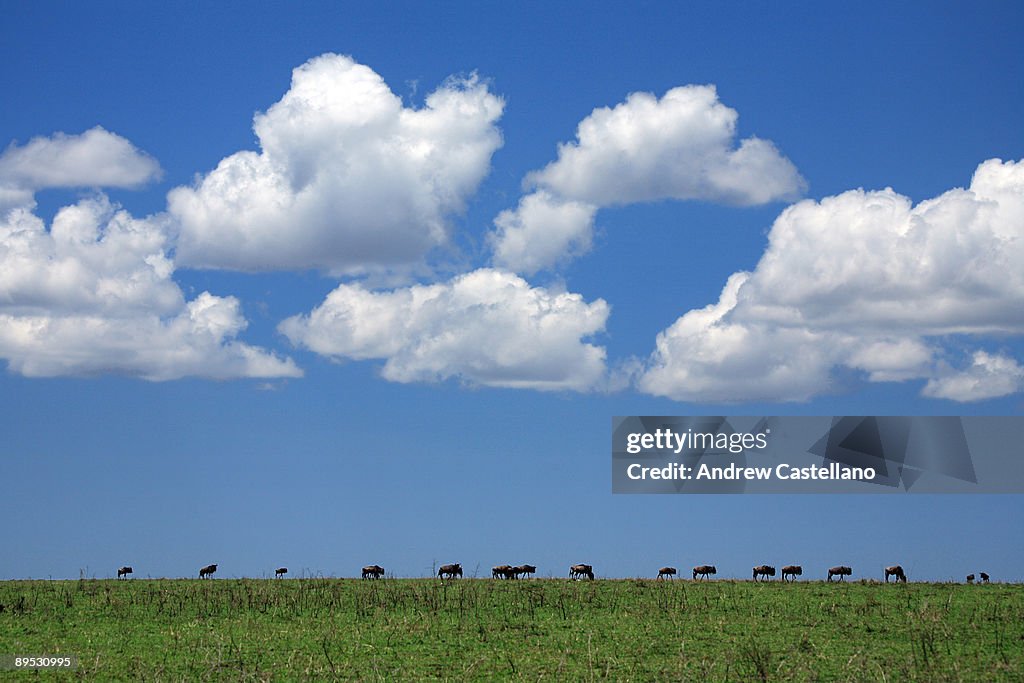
{"left": 1, "top": 577, "right": 1021, "bottom": 681}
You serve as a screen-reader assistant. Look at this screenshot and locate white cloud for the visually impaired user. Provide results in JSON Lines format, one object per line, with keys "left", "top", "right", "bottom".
{"left": 846, "top": 339, "right": 935, "bottom": 383}
{"left": 489, "top": 191, "right": 597, "bottom": 275}
{"left": 168, "top": 53, "right": 504, "bottom": 274}
{"left": 527, "top": 85, "right": 804, "bottom": 207}
{"left": 0, "top": 186, "right": 35, "bottom": 213}
{"left": 639, "top": 158, "right": 1024, "bottom": 403}
{"left": 638, "top": 273, "right": 839, "bottom": 402}
{"left": 0, "top": 127, "right": 161, "bottom": 209}
{"left": 0, "top": 196, "right": 180, "bottom": 316}
{"left": 489, "top": 84, "right": 804, "bottom": 274}
{"left": 279, "top": 268, "right": 609, "bottom": 391}
{"left": 734, "top": 163, "right": 1024, "bottom": 334}
{"left": 923, "top": 352, "right": 1024, "bottom": 402}
{"left": 0, "top": 195, "right": 301, "bottom": 380}
{"left": 0, "top": 294, "right": 300, "bottom": 381}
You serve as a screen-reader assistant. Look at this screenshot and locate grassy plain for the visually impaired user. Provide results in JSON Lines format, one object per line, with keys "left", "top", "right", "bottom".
{"left": 1, "top": 577, "right": 1021, "bottom": 681}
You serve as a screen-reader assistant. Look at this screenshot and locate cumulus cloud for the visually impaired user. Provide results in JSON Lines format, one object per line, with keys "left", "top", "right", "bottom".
{"left": 168, "top": 54, "right": 504, "bottom": 273}
{"left": 846, "top": 339, "right": 935, "bottom": 383}
{"left": 489, "top": 84, "right": 804, "bottom": 274}
{"left": 637, "top": 273, "right": 839, "bottom": 402}
{"left": 0, "top": 195, "right": 300, "bottom": 380}
{"left": 279, "top": 268, "right": 609, "bottom": 391}
{"left": 489, "top": 191, "right": 597, "bottom": 275}
{"left": 529, "top": 85, "right": 804, "bottom": 207}
{"left": 639, "top": 158, "right": 1024, "bottom": 403}
{"left": 0, "top": 197, "right": 180, "bottom": 316}
{"left": 923, "top": 352, "right": 1024, "bottom": 402}
{"left": 0, "top": 127, "right": 161, "bottom": 210}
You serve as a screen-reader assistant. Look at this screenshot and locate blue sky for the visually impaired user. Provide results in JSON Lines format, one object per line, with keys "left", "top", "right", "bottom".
{"left": 2, "top": 2, "right": 1022, "bottom": 581}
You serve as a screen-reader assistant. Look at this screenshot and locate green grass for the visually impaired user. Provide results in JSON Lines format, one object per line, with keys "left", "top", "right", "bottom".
{"left": 1, "top": 578, "right": 1021, "bottom": 681}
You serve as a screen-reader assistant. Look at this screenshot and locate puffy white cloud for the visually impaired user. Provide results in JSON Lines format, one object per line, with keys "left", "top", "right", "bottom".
{"left": 923, "top": 352, "right": 1024, "bottom": 402}
{"left": 734, "top": 164, "right": 1024, "bottom": 334}
{"left": 169, "top": 54, "right": 504, "bottom": 273}
{"left": 527, "top": 85, "right": 804, "bottom": 207}
{"left": 489, "top": 191, "right": 597, "bottom": 275}
{"left": 0, "top": 196, "right": 180, "bottom": 316}
{"left": 0, "top": 196, "right": 301, "bottom": 380}
{"left": 279, "top": 268, "right": 609, "bottom": 391}
{"left": 0, "top": 127, "right": 161, "bottom": 208}
{"left": 638, "top": 273, "right": 839, "bottom": 402}
{"left": 489, "top": 84, "right": 804, "bottom": 274}
{"left": 639, "top": 159, "right": 1024, "bottom": 403}
{"left": 846, "top": 339, "right": 935, "bottom": 383}
{"left": 0, "top": 293, "right": 300, "bottom": 381}
{"left": 0, "top": 186, "right": 35, "bottom": 213}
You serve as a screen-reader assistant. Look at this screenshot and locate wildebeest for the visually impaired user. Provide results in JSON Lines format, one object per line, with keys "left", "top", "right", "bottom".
{"left": 275, "top": 567, "right": 288, "bottom": 578}
{"left": 199, "top": 563, "right": 217, "bottom": 579}
{"left": 569, "top": 563, "right": 594, "bottom": 580}
{"left": 657, "top": 566, "right": 677, "bottom": 579}
{"left": 492, "top": 564, "right": 516, "bottom": 579}
{"left": 362, "top": 564, "right": 385, "bottom": 579}
{"left": 980, "top": 572, "right": 990, "bottom": 583}
{"left": 117, "top": 566, "right": 132, "bottom": 579}
{"left": 513, "top": 564, "right": 537, "bottom": 579}
{"left": 966, "top": 573, "right": 975, "bottom": 584}
{"left": 781, "top": 565, "right": 802, "bottom": 582}
{"left": 884, "top": 565, "right": 906, "bottom": 583}
{"left": 438, "top": 563, "right": 462, "bottom": 579}
{"left": 753, "top": 565, "right": 776, "bottom": 581}
{"left": 693, "top": 565, "right": 717, "bottom": 581}
{"left": 827, "top": 566, "right": 852, "bottom": 582}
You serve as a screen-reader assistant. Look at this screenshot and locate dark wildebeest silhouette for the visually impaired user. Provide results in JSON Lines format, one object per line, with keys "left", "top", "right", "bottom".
{"left": 199, "top": 563, "right": 218, "bottom": 579}
{"left": 657, "top": 566, "right": 677, "bottom": 579}
{"left": 884, "top": 565, "right": 906, "bottom": 583}
{"left": 362, "top": 565, "right": 385, "bottom": 579}
{"left": 980, "top": 572, "right": 990, "bottom": 583}
{"left": 569, "top": 564, "right": 594, "bottom": 580}
{"left": 513, "top": 564, "right": 537, "bottom": 579}
{"left": 753, "top": 565, "right": 776, "bottom": 582}
{"left": 117, "top": 566, "right": 132, "bottom": 579}
{"left": 438, "top": 563, "right": 462, "bottom": 579}
{"left": 827, "top": 566, "right": 852, "bottom": 582}
{"left": 693, "top": 565, "right": 717, "bottom": 581}
{"left": 966, "top": 573, "right": 975, "bottom": 584}
{"left": 782, "top": 565, "right": 802, "bottom": 582}
{"left": 492, "top": 564, "right": 516, "bottom": 579}
{"left": 275, "top": 567, "right": 288, "bottom": 578}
